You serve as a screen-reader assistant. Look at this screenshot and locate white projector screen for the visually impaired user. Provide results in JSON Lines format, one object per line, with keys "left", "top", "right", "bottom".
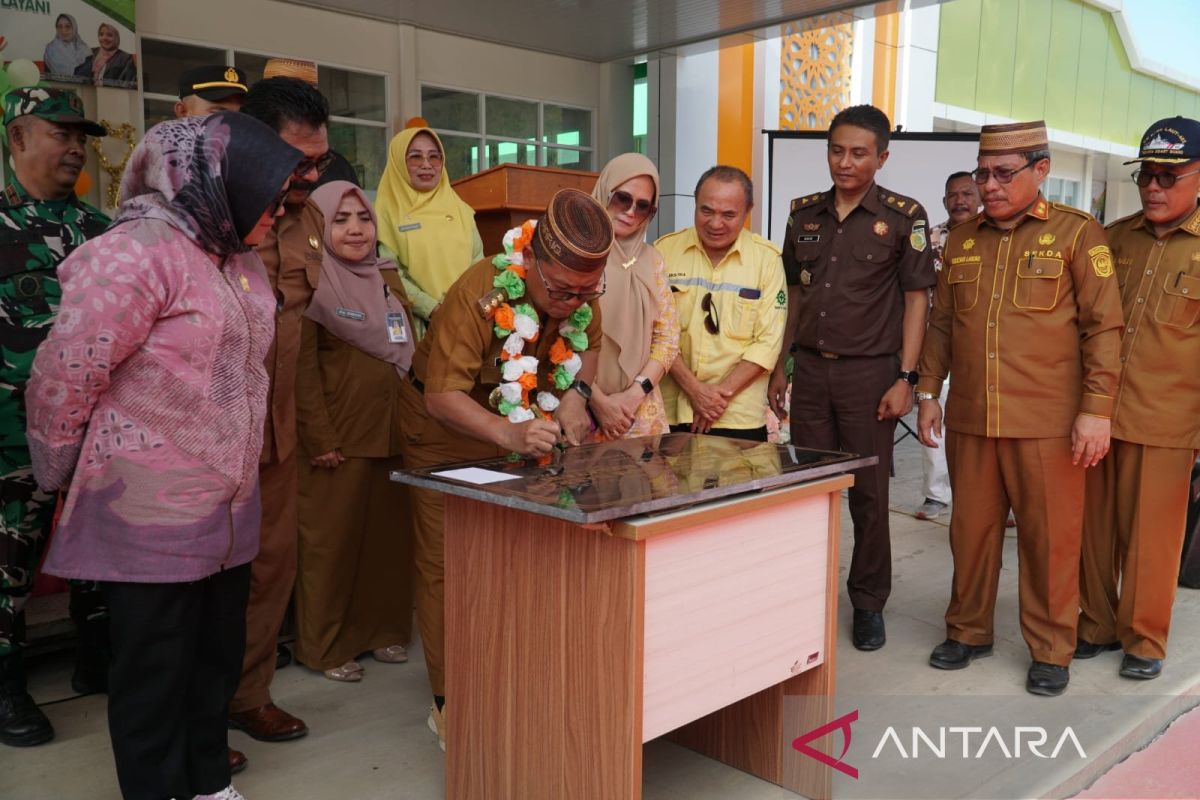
{"left": 765, "top": 131, "right": 981, "bottom": 244}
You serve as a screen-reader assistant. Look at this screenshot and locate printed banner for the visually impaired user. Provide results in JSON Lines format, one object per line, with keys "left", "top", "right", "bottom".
{"left": 3, "top": 0, "right": 137, "bottom": 89}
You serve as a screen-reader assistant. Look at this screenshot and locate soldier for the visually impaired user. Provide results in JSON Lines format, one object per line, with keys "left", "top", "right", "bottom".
{"left": 0, "top": 87, "right": 110, "bottom": 746}
{"left": 916, "top": 121, "right": 1124, "bottom": 696}
{"left": 1077, "top": 117, "right": 1200, "bottom": 680}
{"left": 769, "top": 104, "right": 936, "bottom": 651}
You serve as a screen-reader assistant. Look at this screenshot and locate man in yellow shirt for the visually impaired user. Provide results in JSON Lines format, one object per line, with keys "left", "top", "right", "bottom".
{"left": 656, "top": 166, "right": 786, "bottom": 441}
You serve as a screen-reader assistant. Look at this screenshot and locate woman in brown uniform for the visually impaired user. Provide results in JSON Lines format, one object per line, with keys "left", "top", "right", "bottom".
{"left": 293, "top": 181, "right": 416, "bottom": 682}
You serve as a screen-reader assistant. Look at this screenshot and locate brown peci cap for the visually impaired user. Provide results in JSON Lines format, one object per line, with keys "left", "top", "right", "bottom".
{"left": 978, "top": 120, "right": 1049, "bottom": 156}
{"left": 535, "top": 188, "right": 613, "bottom": 273}
{"left": 263, "top": 58, "right": 318, "bottom": 86}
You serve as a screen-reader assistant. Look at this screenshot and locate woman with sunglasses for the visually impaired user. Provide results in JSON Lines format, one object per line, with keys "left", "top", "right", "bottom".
{"left": 586, "top": 154, "right": 680, "bottom": 441}
{"left": 25, "top": 112, "right": 301, "bottom": 800}
{"left": 375, "top": 123, "right": 484, "bottom": 339}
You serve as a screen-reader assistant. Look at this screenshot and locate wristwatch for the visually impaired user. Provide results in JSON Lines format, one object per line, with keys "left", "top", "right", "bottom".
{"left": 570, "top": 379, "right": 593, "bottom": 400}
{"left": 633, "top": 375, "right": 653, "bottom": 395}
{"left": 898, "top": 369, "right": 919, "bottom": 386}
{"left": 915, "top": 391, "right": 938, "bottom": 402}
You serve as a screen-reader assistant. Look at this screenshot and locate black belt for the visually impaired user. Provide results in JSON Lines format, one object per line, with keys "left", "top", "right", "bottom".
{"left": 801, "top": 347, "right": 890, "bottom": 361}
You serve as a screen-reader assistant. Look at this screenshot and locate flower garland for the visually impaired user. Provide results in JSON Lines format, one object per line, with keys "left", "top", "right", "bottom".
{"left": 488, "top": 219, "right": 592, "bottom": 424}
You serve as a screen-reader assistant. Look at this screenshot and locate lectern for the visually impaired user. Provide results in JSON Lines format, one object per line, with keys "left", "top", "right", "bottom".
{"left": 392, "top": 433, "right": 873, "bottom": 800}
{"left": 452, "top": 163, "right": 598, "bottom": 254}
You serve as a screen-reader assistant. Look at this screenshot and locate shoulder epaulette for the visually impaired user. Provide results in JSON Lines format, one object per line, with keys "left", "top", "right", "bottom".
{"left": 1184, "top": 214, "right": 1200, "bottom": 236}
{"left": 653, "top": 228, "right": 689, "bottom": 248}
{"left": 1050, "top": 202, "right": 1094, "bottom": 222}
{"left": 748, "top": 232, "right": 782, "bottom": 256}
{"left": 881, "top": 190, "right": 921, "bottom": 218}
{"left": 949, "top": 213, "right": 982, "bottom": 231}
{"left": 1, "top": 185, "right": 22, "bottom": 209}
{"left": 790, "top": 191, "right": 826, "bottom": 212}
{"left": 1104, "top": 211, "right": 1142, "bottom": 232}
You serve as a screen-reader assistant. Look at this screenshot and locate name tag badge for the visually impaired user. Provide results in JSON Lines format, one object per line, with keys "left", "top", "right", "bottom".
{"left": 398, "top": 223, "right": 422, "bottom": 233}
{"left": 386, "top": 311, "right": 409, "bottom": 343}
{"left": 796, "top": 234, "right": 821, "bottom": 243}
{"left": 335, "top": 307, "right": 366, "bottom": 321}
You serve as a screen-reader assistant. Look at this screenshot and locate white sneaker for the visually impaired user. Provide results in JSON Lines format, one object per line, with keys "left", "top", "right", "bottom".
{"left": 914, "top": 498, "right": 948, "bottom": 520}
{"left": 427, "top": 702, "right": 446, "bottom": 751}
{"left": 193, "top": 786, "right": 245, "bottom": 800}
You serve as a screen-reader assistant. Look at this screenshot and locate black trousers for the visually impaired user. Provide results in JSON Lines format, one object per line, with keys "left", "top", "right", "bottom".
{"left": 103, "top": 563, "right": 251, "bottom": 800}
{"left": 669, "top": 424, "right": 769, "bottom": 442}
{"left": 790, "top": 349, "right": 898, "bottom": 612}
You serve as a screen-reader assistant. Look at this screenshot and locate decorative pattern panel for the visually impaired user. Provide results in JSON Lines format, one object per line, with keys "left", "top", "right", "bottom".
{"left": 779, "top": 14, "right": 854, "bottom": 131}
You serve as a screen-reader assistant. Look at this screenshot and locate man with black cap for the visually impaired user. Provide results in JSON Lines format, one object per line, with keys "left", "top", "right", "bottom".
{"left": 0, "top": 87, "right": 110, "bottom": 746}
{"left": 1076, "top": 117, "right": 1200, "bottom": 682}
{"left": 174, "top": 65, "right": 248, "bottom": 118}
{"left": 396, "top": 188, "right": 609, "bottom": 750}
{"left": 915, "top": 120, "right": 1124, "bottom": 696}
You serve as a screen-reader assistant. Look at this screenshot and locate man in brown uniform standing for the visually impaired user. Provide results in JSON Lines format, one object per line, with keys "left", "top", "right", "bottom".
{"left": 916, "top": 121, "right": 1124, "bottom": 696}
{"left": 770, "top": 104, "right": 936, "bottom": 651}
{"left": 227, "top": 78, "right": 331, "bottom": 764}
{"left": 1077, "top": 117, "right": 1200, "bottom": 681}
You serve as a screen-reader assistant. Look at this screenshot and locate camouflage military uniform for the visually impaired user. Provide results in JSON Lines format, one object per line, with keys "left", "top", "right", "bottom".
{"left": 0, "top": 177, "right": 109, "bottom": 655}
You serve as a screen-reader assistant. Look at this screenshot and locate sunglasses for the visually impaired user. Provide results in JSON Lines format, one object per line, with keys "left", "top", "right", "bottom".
{"left": 293, "top": 151, "right": 335, "bottom": 179}
{"left": 608, "top": 189, "right": 657, "bottom": 220}
{"left": 534, "top": 254, "right": 606, "bottom": 303}
{"left": 971, "top": 161, "right": 1037, "bottom": 185}
{"left": 701, "top": 292, "right": 720, "bottom": 334}
{"left": 1131, "top": 167, "right": 1200, "bottom": 189}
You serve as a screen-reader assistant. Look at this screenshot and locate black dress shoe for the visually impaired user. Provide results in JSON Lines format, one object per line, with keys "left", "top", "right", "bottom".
{"left": 852, "top": 609, "right": 885, "bottom": 651}
{"left": 0, "top": 654, "right": 53, "bottom": 748}
{"left": 1119, "top": 654, "right": 1162, "bottom": 680}
{"left": 1073, "top": 638, "right": 1121, "bottom": 660}
{"left": 929, "top": 638, "right": 993, "bottom": 670}
{"left": 276, "top": 643, "right": 293, "bottom": 670}
{"left": 1026, "top": 661, "right": 1069, "bottom": 696}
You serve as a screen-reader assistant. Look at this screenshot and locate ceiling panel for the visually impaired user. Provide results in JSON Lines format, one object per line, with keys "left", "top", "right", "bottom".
{"left": 284, "top": 0, "right": 920, "bottom": 62}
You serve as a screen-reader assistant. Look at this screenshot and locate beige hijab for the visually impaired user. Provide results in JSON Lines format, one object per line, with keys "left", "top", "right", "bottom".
{"left": 591, "top": 153, "right": 662, "bottom": 392}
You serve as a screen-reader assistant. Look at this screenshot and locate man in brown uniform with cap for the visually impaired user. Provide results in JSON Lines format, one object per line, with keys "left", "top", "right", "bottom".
{"left": 1076, "top": 117, "right": 1200, "bottom": 681}
{"left": 770, "top": 104, "right": 936, "bottom": 651}
{"left": 397, "top": 188, "right": 610, "bottom": 750}
{"left": 916, "top": 121, "right": 1124, "bottom": 696}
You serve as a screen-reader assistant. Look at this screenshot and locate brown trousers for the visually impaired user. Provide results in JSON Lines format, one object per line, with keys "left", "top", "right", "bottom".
{"left": 397, "top": 379, "right": 502, "bottom": 696}
{"left": 944, "top": 432, "right": 1083, "bottom": 666}
{"left": 1079, "top": 440, "right": 1193, "bottom": 659}
{"left": 295, "top": 455, "right": 414, "bottom": 671}
{"left": 790, "top": 350, "right": 898, "bottom": 612}
{"left": 232, "top": 451, "right": 298, "bottom": 712}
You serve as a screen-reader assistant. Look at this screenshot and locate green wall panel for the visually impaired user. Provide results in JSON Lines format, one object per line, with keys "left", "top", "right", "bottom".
{"left": 935, "top": 0, "right": 1200, "bottom": 146}
{"left": 975, "top": 0, "right": 1018, "bottom": 116}
{"left": 935, "top": 0, "right": 983, "bottom": 109}
{"left": 1009, "top": 0, "right": 1054, "bottom": 122}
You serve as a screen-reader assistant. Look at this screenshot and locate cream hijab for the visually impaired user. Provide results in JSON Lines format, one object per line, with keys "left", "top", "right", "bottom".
{"left": 591, "top": 153, "right": 662, "bottom": 391}
{"left": 374, "top": 127, "right": 478, "bottom": 306}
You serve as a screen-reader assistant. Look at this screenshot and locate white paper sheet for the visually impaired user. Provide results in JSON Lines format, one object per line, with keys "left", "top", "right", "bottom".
{"left": 433, "top": 467, "right": 519, "bottom": 485}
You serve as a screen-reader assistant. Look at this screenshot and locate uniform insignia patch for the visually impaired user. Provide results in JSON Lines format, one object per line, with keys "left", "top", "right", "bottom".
{"left": 1089, "top": 244, "right": 1114, "bottom": 278}
{"left": 897, "top": 200, "right": 906, "bottom": 209}
{"left": 963, "top": 238, "right": 975, "bottom": 251}
{"left": 803, "top": 222, "right": 820, "bottom": 231}
{"left": 1039, "top": 233, "right": 1056, "bottom": 246}
{"left": 775, "top": 289, "right": 787, "bottom": 308}
{"left": 800, "top": 268, "right": 812, "bottom": 286}
{"left": 910, "top": 221, "right": 927, "bottom": 252}
{"left": 873, "top": 220, "right": 889, "bottom": 236}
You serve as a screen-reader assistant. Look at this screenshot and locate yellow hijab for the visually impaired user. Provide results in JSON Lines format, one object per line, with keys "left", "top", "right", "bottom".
{"left": 374, "top": 127, "right": 478, "bottom": 305}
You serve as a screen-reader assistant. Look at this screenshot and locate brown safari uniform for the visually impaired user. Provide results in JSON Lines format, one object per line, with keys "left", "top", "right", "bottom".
{"left": 784, "top": 184, "right": 935, "bottom": 612}
{"left": 233, "top": 201, "right": 323, "bottom": 713}
{"left": 398, "top": 259, "right": 604, "bottom": 696}
{"left": 916, "top": 194, "right": 1124, "bottom": 666}
{"left": 1078, "top": 204, "right": 1200, "bottom": 659}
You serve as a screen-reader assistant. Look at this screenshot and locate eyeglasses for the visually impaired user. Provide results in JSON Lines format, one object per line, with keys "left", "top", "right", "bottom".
{"left": 608, "top": 189, "right": 657, "bottom": 220}
{"left": 266, "top": 182, "right": 292, "bottom": 216}
{"left": 293, "top": 151, "right": 335, "bottom": 179}
{"left": 971, "top": 161, "right": 1037, "bottom": 185}
{"left": 701, "top": 292, "right": 720, "bottom": 334}
{"left": 533, "top": 255, "right": 606, "bottom": 303}
{"left": 406, "top": 151, "right": 444, "bottom": 168}
{"left": 1131, "top": 167, "right": 1200, "bottom": 189}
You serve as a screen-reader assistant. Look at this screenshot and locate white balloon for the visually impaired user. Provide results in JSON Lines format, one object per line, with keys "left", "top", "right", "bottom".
{"left": 5, "top": 59, "right": 42, "bottom": 89}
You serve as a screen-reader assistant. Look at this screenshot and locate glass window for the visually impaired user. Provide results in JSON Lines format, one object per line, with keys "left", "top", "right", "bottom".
{"left": 422, "top": 87, "right": 479, "bottom": 133}
{"left": 486, "top": 140, "right": 538, "bottom": 168}
{"left": 320, "top": 66, "right": 385, "bottom": 123}
{"left": 486, "top": 96, "right": 537, "bottom": 140}
{"left": 233, "top": 52, "right": 272, "bottom": 87}
{"left": 545, "top": 147, "right": 591, "bottom": 171}
{"left": 143, "top": 98, "right": 176, "bottom": 131}
{"left": 328, "top": 121, "right": 387, "bottom": 192}
{"left": 140, "top": 39, "right": 224, "bottom": 97}
{"left": 543, "top": 104, "right": 592, "bottom": 148}
{"left": 439, "top": 133, "right": 482, "bottom": 180}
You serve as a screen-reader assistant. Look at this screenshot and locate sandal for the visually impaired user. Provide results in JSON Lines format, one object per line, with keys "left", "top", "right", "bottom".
{"left": 372, "top": 645, "right": 409, "bottom": 664}
{"left": 323, "top": 660, "right": 364, "bottom": 682}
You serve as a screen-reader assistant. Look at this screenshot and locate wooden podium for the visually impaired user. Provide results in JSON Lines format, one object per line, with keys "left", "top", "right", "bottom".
{"left": 393, "top": 434, "right": 872, "bottom": 800}
{"left": 452, "top": 163, "right": 598, "bottom": 254}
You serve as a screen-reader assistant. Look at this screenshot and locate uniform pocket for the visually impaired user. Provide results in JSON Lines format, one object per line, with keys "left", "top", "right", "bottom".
{"left": 1153, "top": 272, "right": 1200, "bottom": 329}
{"left": 719, "top": 294, "right": 757, "bottom": 341}
{"left": 1013, "top": 257, "right": 1064, "bottom": 311}
{"left": 947, "top": 262, "right": 981, "bottom": 312}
